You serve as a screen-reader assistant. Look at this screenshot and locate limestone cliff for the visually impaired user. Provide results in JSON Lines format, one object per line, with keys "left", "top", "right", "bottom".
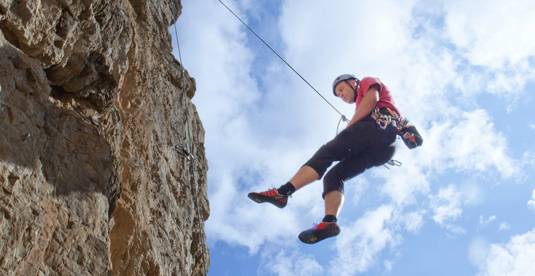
{"left": 0, "top": 0, "right": 209, "bottom": 275}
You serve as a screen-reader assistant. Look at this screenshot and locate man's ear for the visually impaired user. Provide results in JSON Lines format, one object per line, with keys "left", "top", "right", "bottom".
{"left": 350, "top": 79, "right": 357, "bottom": 87}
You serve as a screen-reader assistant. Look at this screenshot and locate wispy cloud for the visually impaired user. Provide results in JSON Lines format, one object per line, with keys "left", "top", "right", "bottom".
{"left": 431, "top": 185, "right": 462, "bottom": 226}
{"left": 468, "top": 237, "right": 490, "bottom": 270}
{"left": 478, "top": 215, "right": 511, "bottom": 233}
{"left": 261, "top": 250, "right": 324, "bottom": 276}
{"left": 528, "top": 189, "right": 535, "bottom": 212}
{"left": 479, "top": 215, "right": 497, "bottom": 226}
{"left": 398, "top": 210, "right": 425, "bottom": 234}
{"left": 498, "top": 222, "right": 510, "bottom": 232}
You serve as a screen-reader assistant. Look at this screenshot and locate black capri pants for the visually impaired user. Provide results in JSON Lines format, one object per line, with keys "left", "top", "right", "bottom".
{"left": 304, "top": 117, "right": 397, "bottom": 198}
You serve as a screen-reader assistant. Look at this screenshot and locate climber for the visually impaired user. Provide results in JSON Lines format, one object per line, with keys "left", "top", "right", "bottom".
{"left": 248, "top": 74, "right": 422, "bottom": 244}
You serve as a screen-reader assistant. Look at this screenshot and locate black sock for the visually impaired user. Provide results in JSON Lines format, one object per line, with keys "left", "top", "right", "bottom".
{"left": 322, "top": 215, "right": 337, "bottom": 223}
{"left": 277, "top": 182, "right": 296, "bottom": 196}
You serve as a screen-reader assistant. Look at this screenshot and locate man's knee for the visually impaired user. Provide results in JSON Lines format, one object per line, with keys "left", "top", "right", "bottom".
{"left": 304, "top": 144, "right": 335, "bottom": 178}
{"left": 322, "top": 169, "right": 344, "bottom": 198}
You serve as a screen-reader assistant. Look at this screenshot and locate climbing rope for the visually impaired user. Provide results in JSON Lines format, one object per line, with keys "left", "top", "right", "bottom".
{"left": 172, "top": 1, "right": 184, "bottom": 66}
{"left": 216, "top": 0, "right": 349, "bottom": 125}
{"left": 173, "top": 22, "right": 183, "bottom": 65}
{"left": 336, "top": 116, "right": 346, "bottom": 136}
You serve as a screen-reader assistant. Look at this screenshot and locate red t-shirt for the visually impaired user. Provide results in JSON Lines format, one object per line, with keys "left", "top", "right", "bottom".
{"left": 355, "top": 76, "right": 400, "bottom": 116}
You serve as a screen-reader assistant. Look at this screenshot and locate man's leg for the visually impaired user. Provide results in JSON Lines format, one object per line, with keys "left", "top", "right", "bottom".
{"left": 289, "top": 165, "right": 319, "bottom": 190}
{"left": 249, "top": 122, "right": 377, "bottom": 208}
{"left": 324, "top": 190, "right": 344, "bottom": 217}
{"left": 320, "top": 156, "right": 369, "bottom": 222}
{"left": 247, "top": 165, "right": 320, "bottom": 208}
{"left": 298, "top": 147, "right": 391, "bottom": 244}
{"left": 320, "top": 145, "right": 391, "bottom": 217}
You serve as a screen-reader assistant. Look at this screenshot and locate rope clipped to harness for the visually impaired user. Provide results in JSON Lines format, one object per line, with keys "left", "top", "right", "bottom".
{"left": 336, "top": 115, "right": 349, "bottom": 135}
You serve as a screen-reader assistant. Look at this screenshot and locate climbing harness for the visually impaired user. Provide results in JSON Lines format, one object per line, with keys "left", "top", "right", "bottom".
{"left": 216, "top": 0, "right": 349, "bottom": 127}
{"left": 370, "top": 107, "right": 423, "bottom": 149}
{"left": 371, "top": 107, "right": 397, "bottom": 130}
{"left": 370, "top": 107, "right": 422, "bottom": 168}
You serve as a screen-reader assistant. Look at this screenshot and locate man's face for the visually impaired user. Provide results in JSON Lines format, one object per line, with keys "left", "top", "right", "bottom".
{"left": 334, "top": 80, "right": 356, "bottom": 103}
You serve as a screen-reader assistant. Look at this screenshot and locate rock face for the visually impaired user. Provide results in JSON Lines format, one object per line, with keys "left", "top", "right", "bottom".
{"left": 0, "top": 1, "right": 210, "bottom": 275}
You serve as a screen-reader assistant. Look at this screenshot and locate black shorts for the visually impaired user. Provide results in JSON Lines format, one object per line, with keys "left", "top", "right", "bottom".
{"left": 304, "top": 117, "right": 397, "bottom": 198}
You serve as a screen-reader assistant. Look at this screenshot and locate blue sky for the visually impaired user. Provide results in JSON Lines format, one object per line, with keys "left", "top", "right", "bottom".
{"left": 172, "top": 1, "right": 535, "bottom": 275}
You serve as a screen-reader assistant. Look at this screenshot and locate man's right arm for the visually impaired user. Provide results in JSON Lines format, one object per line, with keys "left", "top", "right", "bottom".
{"left": 346, "top": 86, "right": 380, "bottom": 128}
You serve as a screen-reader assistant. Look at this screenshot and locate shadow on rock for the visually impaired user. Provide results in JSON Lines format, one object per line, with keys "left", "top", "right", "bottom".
{"left": 0, "top": 42, "right": 117, "bottom": 207}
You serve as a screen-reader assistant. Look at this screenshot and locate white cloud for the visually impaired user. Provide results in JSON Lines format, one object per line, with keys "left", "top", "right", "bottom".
{"left": 421, "top": 110, "right": 517, "bottom": 177}
{"left": 444, "top": 0, "right": 535, "bottom": 69}
{"left": 448, "top": 111, "right": 516, "bottom": 176}
{"left": 469, "top": 237, "right": 490, "bottom": 269}
{"left": 330, "top": 205, "right": 396, "bottom": 275}
{"left": 477, "top": 215, "right": 511, "bottom": 233}
{"left": 345, "top": 178, "right": 369, "bottom": 206}
{"left": 397, "top": 210, "right": 425, "bottom": 234}
{"left": 431, "top": 185, "right": 463, "bottom": 225}
{"left": 261, "top": 250, "right": 324, "bottom": 276}
{"left": 207, "top": 174, "right": 302, "bottom": 252}
{"left": 528, "top": 189, "right": 535, "bottom": 212}
{"left": 443, "top": 0, "right": 535, "bottom": 97}
{"left": 379, "top": 162, "right": 429, "bottom": 206}
{"left": 477, "top": 229, "right": 535, "bottom": 276}
{"left": 430, "top": 184, "right": 491, "bottom": 234}
{"left": 479, "top": 215, "right": 497, "bottom": 226}
{"left": 499, "top": 222, "right": 510, "bottom": 232}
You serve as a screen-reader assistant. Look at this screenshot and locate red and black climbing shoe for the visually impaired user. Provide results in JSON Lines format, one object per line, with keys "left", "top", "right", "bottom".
{"left": 298, "top": 222, "right": 340, "bottom": 244}
{"left": 248, "top": 188, "right": 288, "bottom": 208}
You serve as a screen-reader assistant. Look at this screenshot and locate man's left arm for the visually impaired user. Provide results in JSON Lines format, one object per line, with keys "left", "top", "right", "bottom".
{"left": 347, "top": 85, "right": 379, "bottom": 128}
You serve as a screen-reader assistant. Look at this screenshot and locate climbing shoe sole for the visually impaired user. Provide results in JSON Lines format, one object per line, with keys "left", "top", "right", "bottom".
{"left": 248, "top": 192, "right": 288, "bottom": 208}
{"left": 298, "top": 223, "right": 340, "bottom": 244}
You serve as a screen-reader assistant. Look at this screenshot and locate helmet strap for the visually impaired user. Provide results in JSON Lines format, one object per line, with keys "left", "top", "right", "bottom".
{"left": 344, "top": 80, "right": 358, "bottom": 102}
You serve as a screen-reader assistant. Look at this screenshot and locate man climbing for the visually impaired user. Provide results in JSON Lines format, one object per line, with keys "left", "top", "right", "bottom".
{"left": 249, "top": 74, "right": 421, "bottom": 244}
